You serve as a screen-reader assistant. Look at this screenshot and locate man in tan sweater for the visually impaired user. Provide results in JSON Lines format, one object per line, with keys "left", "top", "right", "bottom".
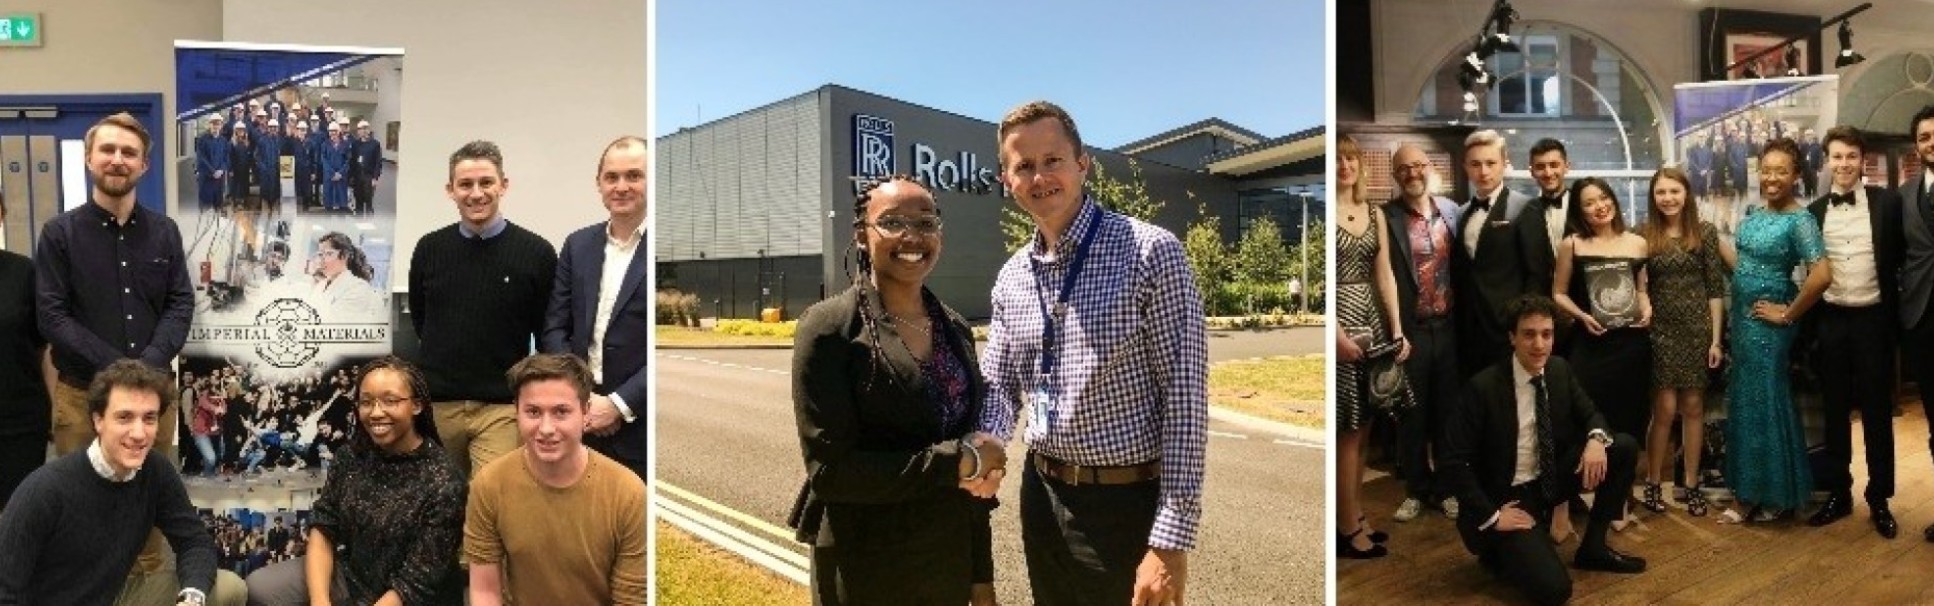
{"left": 463, "top": 353, "right": 646, "bottom": 605}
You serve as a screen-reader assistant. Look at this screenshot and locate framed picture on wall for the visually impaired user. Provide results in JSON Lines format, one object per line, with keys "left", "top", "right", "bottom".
{"left": 1698, "top": 8, "right": 1822, "bottom": 81}
{"left": 385, "top": 122, "right": 400, "bottom": 151}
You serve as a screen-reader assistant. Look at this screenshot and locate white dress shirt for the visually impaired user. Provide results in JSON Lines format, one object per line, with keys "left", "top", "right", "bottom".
{"left": 1463, "top": 187, "right": 1508, "bottom": 257}
{"left": 592, "top": 222, "right": 643, "bottom": 422}
{"left": 1822, "top": 187, "right": 1880, "bottom": 307}
{"left": 1511, "top": 358, "right": 1542, "bottom": 486}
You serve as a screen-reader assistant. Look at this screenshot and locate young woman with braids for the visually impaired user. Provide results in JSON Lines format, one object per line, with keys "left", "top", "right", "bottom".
{"left": 243, "top": 356, "right": 467, "bottom": 605}
{"left": 786, "top": 175, "right": 1004, "bottom": 605}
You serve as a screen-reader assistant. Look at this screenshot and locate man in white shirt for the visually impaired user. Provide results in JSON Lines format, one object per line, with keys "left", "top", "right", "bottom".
{"left": 539, "top": 136, "right": 648, "bottom": 480}
{"left": 1437, "top": 295, "right": 1645, "bottom": 606}
{"left": 1804, "top": 125, "right": 1904, "bottom": 538}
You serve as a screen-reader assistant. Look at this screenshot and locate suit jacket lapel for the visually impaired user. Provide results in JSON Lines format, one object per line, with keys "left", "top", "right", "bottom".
{"left": 578, "top": 230, "right": 608, "bottom": 348}
{"left": 612, "top": 235, "right": 647, "bottom": 318}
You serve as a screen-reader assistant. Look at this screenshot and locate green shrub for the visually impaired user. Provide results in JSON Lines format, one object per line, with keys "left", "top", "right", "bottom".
{"left": 715, "top": 319, "right": 798, "bottom": 338}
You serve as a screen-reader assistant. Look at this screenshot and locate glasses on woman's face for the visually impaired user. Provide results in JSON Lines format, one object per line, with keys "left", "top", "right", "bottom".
{"left": 868, "top": 214, "right": 943, "bottom": 238}
{"left": 355, "top": 395, "right": 412, "bottom": 412}
{"left": 318, "top": 248, "right": 343, "bottom": 259}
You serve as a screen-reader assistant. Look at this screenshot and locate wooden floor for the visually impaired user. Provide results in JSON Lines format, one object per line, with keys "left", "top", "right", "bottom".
{"left": 1340, "top": 403, "right": 1934, "bottom": 605}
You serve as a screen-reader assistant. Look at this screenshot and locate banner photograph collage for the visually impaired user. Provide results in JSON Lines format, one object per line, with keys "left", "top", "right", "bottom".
{"left": 8, "top": 0, "right": 1934, "bottom": 604}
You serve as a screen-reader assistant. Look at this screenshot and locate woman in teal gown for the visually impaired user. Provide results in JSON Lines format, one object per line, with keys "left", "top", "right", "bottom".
{"left": 1722, "top": 139, "right": 1832, "bottom": 522}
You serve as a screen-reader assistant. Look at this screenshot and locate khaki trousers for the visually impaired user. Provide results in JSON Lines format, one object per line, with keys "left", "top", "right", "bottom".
{"left": 432, "top": 400, "right": 522, "bottom": 479}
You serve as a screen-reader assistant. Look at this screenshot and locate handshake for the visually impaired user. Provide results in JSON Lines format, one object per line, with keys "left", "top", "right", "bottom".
{"left": 956, "top": 431, "right": 1008, "bottom": 499}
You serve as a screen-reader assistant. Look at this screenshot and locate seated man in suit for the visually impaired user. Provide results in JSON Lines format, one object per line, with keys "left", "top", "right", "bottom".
{"left": 1438, "top": 294, "right": 1644, "bottom": 606}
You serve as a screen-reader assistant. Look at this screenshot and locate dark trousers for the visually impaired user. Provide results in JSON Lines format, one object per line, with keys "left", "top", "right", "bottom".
{"left": 1019, "top": 458, "right": 1158, "bottom": 606}
{"left": 1400, "top": 317, "right": 1458, "bottom": 500}
{"left": 352, "top": 179, "right": 374, "bottom": 214}
{"left": 0, "top": 433, "right": 45, "bottom": 512}
{"left": 1483, "top": 434, "right": 1638, "bottom": 606}
{"left": 1815, "top": 303, "right": 1896, "bottom": 502}
{"left": 1907, "top": 313, "right": 1934, "bottom": 472}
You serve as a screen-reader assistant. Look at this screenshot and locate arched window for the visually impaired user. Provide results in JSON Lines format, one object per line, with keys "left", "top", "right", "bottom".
{"left": 1415, "top": 21, "right": 1668, "bottom": 225}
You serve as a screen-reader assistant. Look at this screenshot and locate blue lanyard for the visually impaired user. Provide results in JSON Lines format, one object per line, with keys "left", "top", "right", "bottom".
{"left": 1031, "top": 207, "right": 1101, "bottom": 379}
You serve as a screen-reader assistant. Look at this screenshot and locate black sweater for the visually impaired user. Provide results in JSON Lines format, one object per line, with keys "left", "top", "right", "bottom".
{"left": 0, "top": 450, "right": 218, "bottom": 604}
{"left": 407, "top": 222, "right": 557, "bottom": 402}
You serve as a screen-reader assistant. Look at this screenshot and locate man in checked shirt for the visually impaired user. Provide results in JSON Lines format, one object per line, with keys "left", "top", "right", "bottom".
{"left": 976, "top": 100, "right": 1208, "bottom": 606}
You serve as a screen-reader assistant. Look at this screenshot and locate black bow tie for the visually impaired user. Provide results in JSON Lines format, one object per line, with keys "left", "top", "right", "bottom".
{"left": 1469, "top": 196, "right": 1491, "bottom": 211}
{"left": 1829, "top": 191, "right": 1854, "bottom": 207}
{"left": 1542, "top": 195, "right": 1564, "bottom": 209}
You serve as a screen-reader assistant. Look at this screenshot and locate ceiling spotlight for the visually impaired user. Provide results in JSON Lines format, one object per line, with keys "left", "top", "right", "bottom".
{"left": 1784, "top": 45, "right": 1802, "bottom": 77}
{"left": 1459, "top": 50, "right": 1495, "bottom": 91}
{"left": 1480, "top": 1, "right": 1521, "bottom": 56}
{"left": 1836, "top": 21, "right": 1866, "bottom": 68}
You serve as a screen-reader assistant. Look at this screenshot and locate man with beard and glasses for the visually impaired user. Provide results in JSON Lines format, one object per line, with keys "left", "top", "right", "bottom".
{"left": 1382, "top": 143, "right": 1464, "bottom": 524}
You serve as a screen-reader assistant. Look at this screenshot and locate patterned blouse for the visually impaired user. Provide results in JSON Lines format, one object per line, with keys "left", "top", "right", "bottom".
{"left": 310, "top": 440, "right": 468, "bottom": 605}
{"left": 920, "top": 303, "right": 972, "bottom": 436}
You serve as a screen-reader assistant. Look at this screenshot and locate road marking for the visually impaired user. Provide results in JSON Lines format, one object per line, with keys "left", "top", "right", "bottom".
{"left": 1273, "top": 438, "right": 1326, "bottom": 449}
{"left": 657, "top": 481, "right": 798, "bottom": 543}
{"left": 663, "top": 354, "right": 790, "bottom": 375}
{"left": 1207, "top": 430, "right": 1249, "bottom": 440}
{"left": 656, "top": 496, "right": 809, "bottom": 585}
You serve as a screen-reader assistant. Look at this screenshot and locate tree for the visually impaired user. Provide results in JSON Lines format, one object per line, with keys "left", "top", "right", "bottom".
{"left": 1181, "top": 202, "right": 1227, "bottom": 311}
{"left": 1002, "top": 158, "right": 1163, "bottom": 253}
{"left": 1288, "top": 218, "right": 1327, "bottom": 313}
{"left": 1232, "top": 217, "right": 1291, "bottom": 314}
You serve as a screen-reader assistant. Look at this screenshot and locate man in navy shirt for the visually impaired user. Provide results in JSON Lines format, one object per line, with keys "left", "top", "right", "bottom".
{"left": 350, "top": 120, "right": 383, "bottom": 216}
{"left": 33, "top": 112, "right": 194, "bottom": 576}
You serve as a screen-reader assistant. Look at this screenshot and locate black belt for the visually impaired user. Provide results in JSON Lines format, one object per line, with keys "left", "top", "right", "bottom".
{"left": 1031, "top": 452, "right": 1159, "bottom": 486}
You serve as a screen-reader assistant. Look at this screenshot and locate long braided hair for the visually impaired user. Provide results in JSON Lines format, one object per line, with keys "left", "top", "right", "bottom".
{"left": 848, "top": 174, "right": 927, "bottom": 393}
{"left": 348, "top": 355, "right": 442, "bottom": 456}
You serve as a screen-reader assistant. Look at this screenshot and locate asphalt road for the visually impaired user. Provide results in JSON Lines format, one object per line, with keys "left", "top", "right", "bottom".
{"left": 656, "top": 331, "right": 1327, "bottom": 605}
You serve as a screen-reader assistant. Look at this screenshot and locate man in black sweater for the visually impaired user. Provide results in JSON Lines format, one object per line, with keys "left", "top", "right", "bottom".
{"left": 0, "top": 360, "right": 244, "bottom": 605}
{"left": 408, "top": 140, "right": 558, "bottom": 476}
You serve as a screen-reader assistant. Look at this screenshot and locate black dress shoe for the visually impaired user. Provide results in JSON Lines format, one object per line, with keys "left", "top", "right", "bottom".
{"left": 1575, "top": 545, "right": 1646, "bottom": 573}
{"left": 1872, "top": 504, "right": 1899, "bottom": 539}
{"left": 1807, "top": 494, "right": 1853, "bottom": 527}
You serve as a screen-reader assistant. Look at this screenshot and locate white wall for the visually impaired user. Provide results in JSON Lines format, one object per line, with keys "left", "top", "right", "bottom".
{"left": 223, "top": 0, "right": 648, "bottom": 291}
{"left": 0, "top": 0, "right": 226, "bottom": 217}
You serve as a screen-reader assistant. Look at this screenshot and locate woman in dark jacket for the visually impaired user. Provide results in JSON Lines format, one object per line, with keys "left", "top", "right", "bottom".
{"left": 788, "top": 175, "right": 1001, "bottom": 606}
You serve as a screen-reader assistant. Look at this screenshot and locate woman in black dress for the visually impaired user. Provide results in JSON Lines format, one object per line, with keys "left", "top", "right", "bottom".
{"left": 1553, "top": 177, "right": 1654, "bottom": 528}
{"left": 788, "top": 175, "right": 1000, "bottom": 605}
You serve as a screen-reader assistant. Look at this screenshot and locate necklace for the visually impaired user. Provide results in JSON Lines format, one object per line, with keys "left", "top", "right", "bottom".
{"left": 883, "top": 311, "right": 933, "bottom": 336}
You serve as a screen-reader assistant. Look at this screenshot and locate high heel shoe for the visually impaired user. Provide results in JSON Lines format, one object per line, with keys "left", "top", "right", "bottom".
{"left": 1359, "top": 515, "right": 1388, "bottom": 543}
{"left": 1339, "top": 527, "right": 1388, "bottom": 559}
{"left": 1641, "top": 482, "right": 1668, "bottom": 513}
{"left": 1685, "top": 482, "right": 1710, "bottom": 517}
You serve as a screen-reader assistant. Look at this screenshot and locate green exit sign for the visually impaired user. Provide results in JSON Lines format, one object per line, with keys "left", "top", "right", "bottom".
{"left": 0, "top": 13, "right": 41, "bottom": 48}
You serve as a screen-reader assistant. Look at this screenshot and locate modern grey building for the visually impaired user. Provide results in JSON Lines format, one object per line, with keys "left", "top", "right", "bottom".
{"left": 655, "top": 84, "right": 1324, "bottom": 320}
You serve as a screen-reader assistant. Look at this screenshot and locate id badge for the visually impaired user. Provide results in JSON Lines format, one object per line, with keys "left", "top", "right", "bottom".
{"left": 1029, "top": 383, "right": 1055, "bottom": 430}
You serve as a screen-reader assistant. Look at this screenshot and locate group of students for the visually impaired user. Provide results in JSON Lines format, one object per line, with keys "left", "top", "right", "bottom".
{"left": 193, "top": 95, "right": 383, "bottom": 214}
{"left": 0, "top": 112, "right": 648, "bottom": 605}
{"left": 1336, "top": 107, "right": 1934, "bottom": 604}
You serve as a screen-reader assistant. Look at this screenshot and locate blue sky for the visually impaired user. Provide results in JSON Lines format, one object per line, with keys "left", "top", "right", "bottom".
{"left": 654, "top": 0, "right": 1325, "bottom": 147}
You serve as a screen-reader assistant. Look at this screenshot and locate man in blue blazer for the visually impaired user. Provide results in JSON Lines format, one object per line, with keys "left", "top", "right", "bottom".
{"left": 541, "top": 136, "right": 648, "bottom": 481}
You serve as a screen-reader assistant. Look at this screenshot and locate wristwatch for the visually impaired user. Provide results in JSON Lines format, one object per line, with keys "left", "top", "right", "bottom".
{"left": 1588, "top": 430, "right": 1613, "bottom": 447}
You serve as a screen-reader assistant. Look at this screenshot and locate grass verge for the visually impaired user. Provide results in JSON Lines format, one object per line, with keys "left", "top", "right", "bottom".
{"left": 1208, "top": 354, "right": 1326, "bottom": 429}
{"left": 655, "top": 521, "right": 810, "bottom": 605}
{"left": 656, "top": 326, "right": 793, "bottom": 348}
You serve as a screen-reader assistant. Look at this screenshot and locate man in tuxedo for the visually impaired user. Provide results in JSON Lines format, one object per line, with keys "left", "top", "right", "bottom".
{"left": 539, "top": 136, "right": 648, "bottom": 481}
{"left": 1898, "top": 106, "right": 1934, "bottom": 543}
{"left": 1438, "top": 295, "right": 1645, "bottom": 606}
{"left": 1521, "top": 139, "right": 1576, "bottom": 355}
{"left": 1454, "top": 130, "right": 1538, "bottom": 379}
{"left": 1805, "top": 125, "right": 1904, "bottom": 538}
{"left": 1382, "top": 143, "right": 1463, "bottom": 522}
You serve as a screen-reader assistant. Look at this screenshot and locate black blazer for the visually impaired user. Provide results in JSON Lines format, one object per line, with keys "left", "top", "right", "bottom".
{"left": 1805, "top": 185, "right": 1904, "bottom": 325}
{"left": 786, "top": 284, "right": 994, "bottom": 598}
{"left": 539, "top": 222, "right": 648, "bottom": 467}
{"left": 1452, "top": 188, "right": 1538, "bottom": 339}
{"left": 1437, "top": 355, "right": 1608, "bottom": 555}
{"left": 1517, "top": 194, "right": 1568, "bottom": 300}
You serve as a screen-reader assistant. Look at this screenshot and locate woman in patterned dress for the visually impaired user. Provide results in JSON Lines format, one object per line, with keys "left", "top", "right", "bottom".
{"left": 1637, "top": 168, "right": 1733, "bottom": 516}
{"left": 1334, "top": 135, "right": 1411, "bottom": 559}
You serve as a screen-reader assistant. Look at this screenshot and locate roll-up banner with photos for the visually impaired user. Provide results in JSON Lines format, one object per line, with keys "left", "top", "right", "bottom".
{"left": 173, "top": 42, "right": 404, "bottom": 548}
{"left": 1671, "top": 74, "right": 1838, "bottom": 487}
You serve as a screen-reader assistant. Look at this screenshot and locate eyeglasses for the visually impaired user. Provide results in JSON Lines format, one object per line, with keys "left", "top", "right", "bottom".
{"left": 868, "top": 215, "right": 943, "bottom": 237}
{"left": 1395, "top": 162, "right": 1431, "bottom": 174}
{"left": 355, "top": 395, "right": 413, "bottom": 412}
{"left": 317, "top": 249, "right": 343, "bottom": 259}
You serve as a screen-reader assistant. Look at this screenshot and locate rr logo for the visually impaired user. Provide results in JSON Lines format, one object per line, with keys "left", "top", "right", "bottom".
{"left": 853, "top": 114, "right": 894, "bottom": 184}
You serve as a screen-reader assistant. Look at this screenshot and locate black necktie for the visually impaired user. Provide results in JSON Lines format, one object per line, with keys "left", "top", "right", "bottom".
{"left": 1530, "top": 375, "right": 1559, "bottom": 503}
{"left": 1828, "top": 191, "right": 1854, "bottom": 207}
{"left": 1542, "top": 195, "right": 1564, "bottom": 210}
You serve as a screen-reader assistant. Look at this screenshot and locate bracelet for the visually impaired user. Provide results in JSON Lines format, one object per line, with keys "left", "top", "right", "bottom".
{"left": 960, "top": 438, "right": 984, "bottom": 480}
